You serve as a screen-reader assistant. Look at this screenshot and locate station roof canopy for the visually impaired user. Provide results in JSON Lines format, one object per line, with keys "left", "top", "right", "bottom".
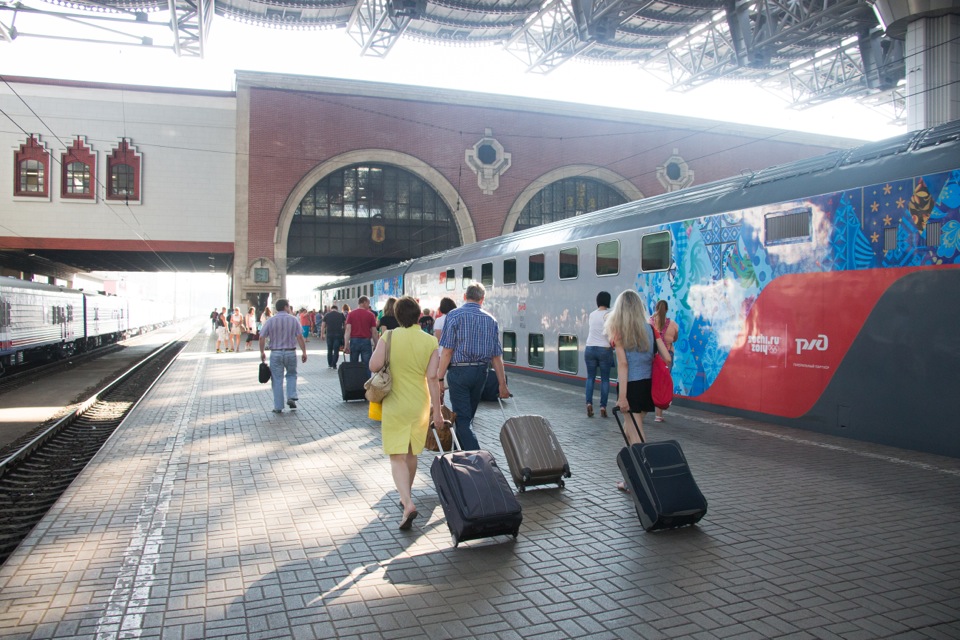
{"left": 0, "top": 0, "right": 906, "bottom": 121}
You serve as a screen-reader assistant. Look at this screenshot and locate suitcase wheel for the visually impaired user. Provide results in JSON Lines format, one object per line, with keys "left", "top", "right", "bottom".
{"left": 563, "top": 464, "right": 571, "bottom": 478}
{"left": 557, "top": 478, "right": 565, "bottom": 489}
{"left": 512, "top": 530, "right": 519, "bottom": 539}
{"left": 517, "top": 485, "right": 526, "bottom": 493}
{"left": 521, "top": 468, "right": 532, "bottom": 483}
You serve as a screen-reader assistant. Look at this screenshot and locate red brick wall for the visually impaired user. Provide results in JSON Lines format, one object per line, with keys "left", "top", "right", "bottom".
{"left": 246, "top": 86, "right": 844, "bottom": 261}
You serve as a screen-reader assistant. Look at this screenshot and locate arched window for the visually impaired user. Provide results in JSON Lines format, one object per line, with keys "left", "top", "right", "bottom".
{"left": 515, "top": 177, "right": 626, "bottom": 231}
{"left": 289, "top": 163, "right": 459, "bottom": 273}
{"left": 106, "top": 139, "right": 141, "bottom": 202}
{"left": 14, "top": 135, "right": 50, "bottom": 198}
{"left": 62, "top": 137, "right": 96, "bottom": 200}
{"left": 19, "top": 160, "right": 44, "bottom": 193}
{"left": 111, "top": 164, "right": 135, "bottom": 197}
{"left": 65, "top": 162, "right": 90, "bottom": 194}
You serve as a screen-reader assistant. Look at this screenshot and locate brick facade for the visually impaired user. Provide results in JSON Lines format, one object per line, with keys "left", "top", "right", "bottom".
{"left": 236, "top": 72, "right": 859, "bottom": 303}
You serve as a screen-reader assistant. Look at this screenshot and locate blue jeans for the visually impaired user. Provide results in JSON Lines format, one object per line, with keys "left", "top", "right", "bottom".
{"left": 349, "top": 337, "right": 373, "bottom": 375}
{"left": 326, "top": 334, "right": 343, "bottom": 368}
{"left": 269, "top": 350, "right": 299, "bottom": 411}
{"left": 584, "top": 346, "right": 614, "bottom": 408}
{"left": 445, "top": 365, "right": 487, "bottom": 451}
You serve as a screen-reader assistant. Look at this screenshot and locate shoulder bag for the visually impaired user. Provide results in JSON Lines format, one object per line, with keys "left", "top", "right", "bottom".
{"left": 650, "top": 327, "right": 674, "bottom": 410}
{"left": 425, "top": 405, "right": 457, "bottom": 452}
{"left": 364, "top": 331, "right": 393, "bottom": 403}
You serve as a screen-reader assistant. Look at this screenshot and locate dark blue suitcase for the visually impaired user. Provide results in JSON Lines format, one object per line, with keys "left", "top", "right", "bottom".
{"left": 338, "top": 362, "right": 368, "bottom": 402}
{"left": 429, "top": 428, "right": 522, "bottom": 547}
{"left": 613, "top": 408, "right": 707, "bottom": 531}
{"left": 480, "top": 368, "right": 507, "bottom": 401}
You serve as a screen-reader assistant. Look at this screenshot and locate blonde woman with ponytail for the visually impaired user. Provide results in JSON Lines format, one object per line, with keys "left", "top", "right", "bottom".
{"left": 604, "top": 290, "right": 672, "bottom": 491}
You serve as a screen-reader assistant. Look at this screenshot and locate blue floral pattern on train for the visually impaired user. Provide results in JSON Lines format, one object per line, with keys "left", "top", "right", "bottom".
{"left": 636, "top": 167, "right": 960, "bottom": 399}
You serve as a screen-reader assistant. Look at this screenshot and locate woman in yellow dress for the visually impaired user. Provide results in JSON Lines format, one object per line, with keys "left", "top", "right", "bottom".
{"left": 368, "top": 296, "right": 444, "bottom": 530}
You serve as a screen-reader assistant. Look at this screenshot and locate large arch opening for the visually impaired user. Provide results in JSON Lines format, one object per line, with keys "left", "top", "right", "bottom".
{"left": 277, "top": 150, "right": 474, "bottom": 275}
{"left": 503, "top": 165, "right": 643, "bottom": 234}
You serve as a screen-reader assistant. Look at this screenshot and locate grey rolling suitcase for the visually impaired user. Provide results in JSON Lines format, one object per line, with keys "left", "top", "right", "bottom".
{"left": 498, "top": 397, "right": 571, "bottom": 492}
{"left": 613, "top": 407, "right": 707, "bottom": 531}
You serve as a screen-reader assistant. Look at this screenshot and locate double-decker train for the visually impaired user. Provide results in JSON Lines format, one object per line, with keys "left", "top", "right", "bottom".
{"left": 320, "top": 121, "right": 960, "bottom": 458}
{"left": 0, "top": 278, "right": 174, "bottom": 373}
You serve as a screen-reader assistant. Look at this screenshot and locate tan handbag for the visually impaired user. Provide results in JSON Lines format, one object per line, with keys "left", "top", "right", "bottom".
{"left": 425, "top": 405, "right": 457, "bottom": 452}
{"left": 364, "top": 332, "right": 392, "bottom": 403}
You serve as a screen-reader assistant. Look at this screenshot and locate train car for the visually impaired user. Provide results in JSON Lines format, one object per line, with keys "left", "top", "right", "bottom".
{"left": 82, "top": 291, "right": 128, "bottom": 348}
{"left": 324, "top": 262, "right": 410, "bottom": 313}
{"left": 0, "top": 279, "right": 86, "bottom": 370}
{"left": 323, "top": 120, "right": 960, "bottom": 457}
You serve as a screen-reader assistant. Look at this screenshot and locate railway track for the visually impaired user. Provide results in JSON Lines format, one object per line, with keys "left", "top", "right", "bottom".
{"left": 0, "top": 337, "right": 189, "bottom": 566}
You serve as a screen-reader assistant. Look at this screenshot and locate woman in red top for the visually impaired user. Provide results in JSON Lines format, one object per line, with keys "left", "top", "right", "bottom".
{"left": 649, "top": 300, "right": 678, "bottom": 423}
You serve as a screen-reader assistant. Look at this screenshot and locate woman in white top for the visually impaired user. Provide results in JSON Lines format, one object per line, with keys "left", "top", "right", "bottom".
{"left": 584, "top": 291, "right": 614, "bottom": 418}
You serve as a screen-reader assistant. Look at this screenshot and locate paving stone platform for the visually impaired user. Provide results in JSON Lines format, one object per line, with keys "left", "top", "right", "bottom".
{"left": 1, "top": 327, "right": 958, "bottom": 639}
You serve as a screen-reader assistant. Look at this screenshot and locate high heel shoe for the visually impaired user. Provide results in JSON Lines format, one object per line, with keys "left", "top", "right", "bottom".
{"left": 586, "top": 404, "right": 594, "bottom": 418}
{"left": 600, "top": 407, "right": 607, "bottom": 418}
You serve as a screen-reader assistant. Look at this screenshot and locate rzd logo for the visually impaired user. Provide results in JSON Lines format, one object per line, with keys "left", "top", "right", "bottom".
{"left": 795, "top": 334, "right": 828, "bottom": 355}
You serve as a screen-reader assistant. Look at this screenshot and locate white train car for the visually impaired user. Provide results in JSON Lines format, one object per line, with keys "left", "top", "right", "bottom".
{"left": 319, "top": 120, "right": 960, "bottom": 457}
{"left": 82, "top": 291, "right": 128, "bottom": 348}
{"left": 0, "top": 279, "right": 85, "bottom": 368}
{"left": 325, "top": 263, "right": 409, "bottom": 314}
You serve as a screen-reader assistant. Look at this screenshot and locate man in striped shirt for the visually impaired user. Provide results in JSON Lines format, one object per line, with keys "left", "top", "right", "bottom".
{"left": 437, "top": 283, "right": 510, "bottom": 450}
{"left": 259, "top": 299, "right": 308, "bottom": 414}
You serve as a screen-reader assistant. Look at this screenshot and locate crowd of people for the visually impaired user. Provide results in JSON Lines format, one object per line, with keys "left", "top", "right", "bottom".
{"left": 217, "top": 287, "right": 677, "bottom": 528}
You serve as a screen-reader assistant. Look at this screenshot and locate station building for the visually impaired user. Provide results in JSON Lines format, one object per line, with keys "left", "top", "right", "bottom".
{"left": 2, "top": 72, "right": 860, "bottom": 309}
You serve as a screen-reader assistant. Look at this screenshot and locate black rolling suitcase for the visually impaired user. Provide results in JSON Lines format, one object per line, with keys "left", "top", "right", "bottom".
{"left": 498, "top": 397, "right": 571, "bottom": 492}
{"left": 480, "top": 368, "right": 507, "bottom": 401}
{"left": 338, "top": 362, "right": 368, "bottom": 402}
{"left": 613, "top": 407, "right": 707, "bottom": 531}
{"left": 429, "top": 427, "right": 522, "bottom": 548}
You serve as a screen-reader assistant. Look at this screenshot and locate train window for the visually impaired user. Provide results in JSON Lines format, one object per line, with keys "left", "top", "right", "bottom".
{"left": 529, "top": 254, "right": 545, "bottom": 282}
{"left": 446, "top": 269, "right": 456, "bottom": 290}
{"left": 765, "top": 207, "right": 812, "bottom": 245}
{"left": 504, "top": 259, "right": 517, "bottom": 285}
{"left": 503, "top": 331, "right": 517, "bottom": 363}
{"left": 558, "top": 335, "right": 578, "bottom": 373}
{"left": 924, "top": 221, "right": 942, "bottom": 247}
{"left": 528, "top": 334, "right": 545, "bottom": 368}
{"left": 884, "top": 227, "right": 897, "bottom": 252}
{"left": 462, "top": 266, "right": 473, "bottom": 288}
{"left": 481, "top": 262, "right": 493, "bottom": 286}
{"left": 559, "top": 247, "right": 579, "bottom": 280}
{"left": 641, "top": 232, "right": 671, "bottom": 272}
{"left": 596, "top": 240, "right": 619, "bottom": 276}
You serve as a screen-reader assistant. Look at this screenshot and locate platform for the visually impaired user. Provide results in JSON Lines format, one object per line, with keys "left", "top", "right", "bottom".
{"left": 1, "top": 327, "right": 958, "bottom": 639}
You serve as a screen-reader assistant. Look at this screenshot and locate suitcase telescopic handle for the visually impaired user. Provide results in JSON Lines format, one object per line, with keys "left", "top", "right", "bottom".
{"left": 611, "top": 406, "right": 645, "bottom": 445}
{"left": 430, "top": 422, "right": 462, "bottom": 455}
{"left": 496, "top": 394, "right": 520, "bottom": 422}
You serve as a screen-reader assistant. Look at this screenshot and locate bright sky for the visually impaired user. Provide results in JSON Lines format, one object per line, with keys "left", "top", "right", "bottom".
{"left": 2, "top": 15, "right": 906, "bottom": 141}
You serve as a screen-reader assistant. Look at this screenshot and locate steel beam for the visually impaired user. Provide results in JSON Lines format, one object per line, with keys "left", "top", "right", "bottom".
{"left": 504, "top": 0, "right": 632, "bottom": 73}
{"left": 169, "top": 0, "right": 214, "bottom": 58}
{"left": 347, "top": 0, "right": 412, "bottom": 57}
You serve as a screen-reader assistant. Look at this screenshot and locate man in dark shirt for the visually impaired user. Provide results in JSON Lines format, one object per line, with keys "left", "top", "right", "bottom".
{"left": 321, "top": 304, "right": 346, "bottom": 370}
